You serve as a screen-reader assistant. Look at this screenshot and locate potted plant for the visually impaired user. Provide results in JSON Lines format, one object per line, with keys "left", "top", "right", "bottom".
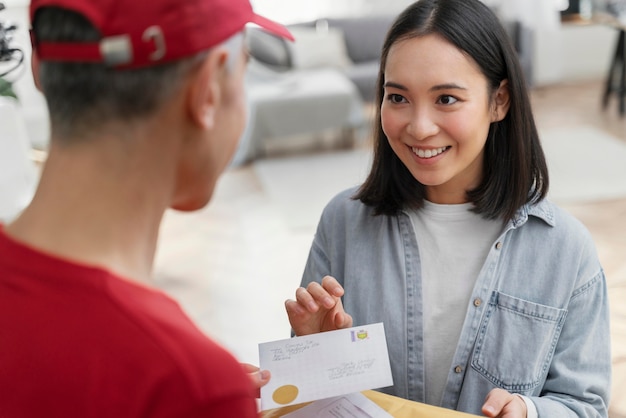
{"left": 0, "top": 75, "right": 17, "bottom": 100}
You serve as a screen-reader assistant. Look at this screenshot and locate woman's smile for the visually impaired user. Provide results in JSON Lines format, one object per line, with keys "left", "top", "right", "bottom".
{"left": 410, "top": 145, "right": 451, "bottom": 159}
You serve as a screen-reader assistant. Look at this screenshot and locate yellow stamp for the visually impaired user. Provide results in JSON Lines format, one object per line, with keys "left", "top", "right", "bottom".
{"left": 272, "top": 384, "right": 299, "bottom": 405}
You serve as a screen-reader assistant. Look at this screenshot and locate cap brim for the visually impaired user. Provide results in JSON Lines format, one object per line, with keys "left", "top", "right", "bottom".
{"left": 250, "top": 13, "right": 294, "bottom": 41}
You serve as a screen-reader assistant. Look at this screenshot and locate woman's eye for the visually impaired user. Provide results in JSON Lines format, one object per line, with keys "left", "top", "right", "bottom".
{"left": 387, "top": 94, "right": 407, "bottom": 104}
{"left": 437, "top": 95, "right": 458, "bottom": 105}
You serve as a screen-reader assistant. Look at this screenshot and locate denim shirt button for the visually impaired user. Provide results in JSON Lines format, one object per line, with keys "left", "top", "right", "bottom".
{"left": 454, "top": 366, "right": 463, "bottom": 374}
{"left": 473, "top": 298, "right": 482, "bottom": 307}
{"left": 495, "top": 241, "right": 503, "bottom": 250}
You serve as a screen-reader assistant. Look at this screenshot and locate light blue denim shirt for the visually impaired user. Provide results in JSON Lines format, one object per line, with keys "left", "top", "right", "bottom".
{"left": 300, "top": 187, "right": 611, "bottom": 417}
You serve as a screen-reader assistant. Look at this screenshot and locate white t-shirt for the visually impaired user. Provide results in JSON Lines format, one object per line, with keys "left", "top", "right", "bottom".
{"left": 408, "top": 201, "right": 503, "bottom": 405}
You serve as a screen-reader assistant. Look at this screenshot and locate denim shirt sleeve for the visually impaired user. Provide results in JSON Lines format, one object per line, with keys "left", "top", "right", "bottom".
{"left": 300, "top": 187, "right": 422, "bottom": 400}
{"left": 300, "top": 192, "right": 347, "bottom": 289}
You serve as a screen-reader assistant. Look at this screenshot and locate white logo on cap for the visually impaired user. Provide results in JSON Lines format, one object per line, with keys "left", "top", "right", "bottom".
{"left": 100, "top": 35, "right": 132, "bottom": 66}
{"left": 142, "top": 26, "right": 166, "bottom": 62}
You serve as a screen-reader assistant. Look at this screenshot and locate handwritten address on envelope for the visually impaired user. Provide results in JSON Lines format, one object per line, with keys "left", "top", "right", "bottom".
{"left": 258, "top": 322, "right": 393, "bottom": 410}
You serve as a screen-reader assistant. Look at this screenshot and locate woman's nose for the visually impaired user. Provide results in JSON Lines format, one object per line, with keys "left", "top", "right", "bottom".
{"left": 406, "top": 108, "right": 439, "bottom": 141}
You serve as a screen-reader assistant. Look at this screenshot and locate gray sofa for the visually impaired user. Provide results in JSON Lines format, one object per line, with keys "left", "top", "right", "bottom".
{"left": 247, "top": 15, "right": 396, "bottom": 102}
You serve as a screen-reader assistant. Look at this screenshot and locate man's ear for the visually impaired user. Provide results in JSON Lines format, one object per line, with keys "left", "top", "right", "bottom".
{"left": 491, "top": 79, "right": 511, "bottom": 122}
{"left": 186, "top": 48, "right": 229, "bottom": 130}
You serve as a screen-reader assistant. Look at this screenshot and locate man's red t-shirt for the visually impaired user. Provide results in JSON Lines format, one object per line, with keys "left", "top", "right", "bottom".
{"left": 0, "top": 228, "right": 258, "bottom": 417}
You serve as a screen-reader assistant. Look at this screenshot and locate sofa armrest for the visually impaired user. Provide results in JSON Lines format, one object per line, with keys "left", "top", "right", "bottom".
{"left": 247, "top": 28, "right": 292, "bottom": 70}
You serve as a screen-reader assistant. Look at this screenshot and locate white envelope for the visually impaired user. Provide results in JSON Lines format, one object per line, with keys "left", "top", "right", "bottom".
{"left": 258, "top": 322, "right": 393, "bottom": 410}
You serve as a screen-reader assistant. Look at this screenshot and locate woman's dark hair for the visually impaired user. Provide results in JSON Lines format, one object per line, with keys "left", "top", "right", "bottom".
{"left": 354, "top": 0, "right": 549, "bottom": 221}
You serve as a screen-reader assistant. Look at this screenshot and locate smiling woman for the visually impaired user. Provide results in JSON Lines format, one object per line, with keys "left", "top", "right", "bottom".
{"left": 380, "top": 34, "right": 510, "bottom": 205}
{"left": 284, "top": 0, "right": 612, "bottom": 417}
{"left": 357, "top": 2, "right": 545, "bottom": 221}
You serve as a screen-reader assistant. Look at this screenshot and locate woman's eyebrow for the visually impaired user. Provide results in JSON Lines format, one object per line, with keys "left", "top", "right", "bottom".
{"left": 384, "top": 81, "right": 408, "bottom": 91}
{"left": 430, "top": 83, "right": 467, "bottom": 92}
{"left": 384, "top": 81, "right": 467, "bottom": 91}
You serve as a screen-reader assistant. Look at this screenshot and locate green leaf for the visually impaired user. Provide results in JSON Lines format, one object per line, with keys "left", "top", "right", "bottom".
{"left": 0, "top": 77, "right": 18, "bottom": 100}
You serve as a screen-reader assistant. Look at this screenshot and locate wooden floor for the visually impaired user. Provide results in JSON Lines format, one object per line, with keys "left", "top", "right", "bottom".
{"left": 152, "top": 78, "right": 626, "bottom": 416}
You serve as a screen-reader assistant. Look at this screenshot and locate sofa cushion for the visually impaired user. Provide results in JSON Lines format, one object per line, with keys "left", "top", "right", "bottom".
{"left": 286, "top": 27, "right": 353, "bottom": 70}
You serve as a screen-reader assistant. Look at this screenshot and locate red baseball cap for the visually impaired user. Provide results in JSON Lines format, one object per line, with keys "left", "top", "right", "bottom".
{"left": 29, "top": 0, "right": 293, "bottom": 69}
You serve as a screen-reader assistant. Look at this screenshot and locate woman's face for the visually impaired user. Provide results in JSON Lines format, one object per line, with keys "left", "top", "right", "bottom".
{"left": 381, "top": 33, "right": 509, "bottom": 204}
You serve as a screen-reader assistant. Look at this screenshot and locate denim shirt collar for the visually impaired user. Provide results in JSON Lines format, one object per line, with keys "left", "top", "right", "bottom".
{"left": 510, "top": 199, "right": 556, "bottom": 229}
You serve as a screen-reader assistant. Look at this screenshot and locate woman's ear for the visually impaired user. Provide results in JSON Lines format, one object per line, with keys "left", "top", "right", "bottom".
{"left": 186, "top": 48, "right": 229, "bottom": 130}
{"left": 491, "top": 79, "right": 511, "bottom": 122}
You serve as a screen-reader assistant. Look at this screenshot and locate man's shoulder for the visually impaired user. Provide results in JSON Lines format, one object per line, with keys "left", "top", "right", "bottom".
{"left": 0, "top": 267, "right": 255, "bottom": 415}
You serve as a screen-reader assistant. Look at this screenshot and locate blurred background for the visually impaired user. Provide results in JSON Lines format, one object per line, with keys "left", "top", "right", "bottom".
{"left": 1, "top": 0, "right": 625, "bottom": 416}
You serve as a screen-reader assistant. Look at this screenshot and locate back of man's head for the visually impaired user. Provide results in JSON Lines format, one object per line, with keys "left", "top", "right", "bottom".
{"left": 29, "top": 0, "right": 292, "bottom": 141}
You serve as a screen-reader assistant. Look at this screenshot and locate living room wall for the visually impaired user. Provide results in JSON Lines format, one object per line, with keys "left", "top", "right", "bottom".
{"left": 251, "top": 0, "right": 414, "bottom": 23}
{"left": 250, "top": 0, "right": 569, "bottom": 24}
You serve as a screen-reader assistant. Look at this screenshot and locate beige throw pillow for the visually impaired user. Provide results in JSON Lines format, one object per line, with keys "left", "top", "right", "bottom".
{"left": 287, "top": 27, "right": 353, "bottom": 70}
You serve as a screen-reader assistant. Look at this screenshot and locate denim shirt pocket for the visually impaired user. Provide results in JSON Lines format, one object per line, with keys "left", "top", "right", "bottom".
{"left": 471, "top": 291, "right": 567, "bottom": 393}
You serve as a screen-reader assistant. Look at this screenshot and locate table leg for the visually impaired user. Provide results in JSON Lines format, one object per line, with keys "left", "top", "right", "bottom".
{"left": 618, "top": 30, "right": 626, "bottom": 116}
{"left": 603, "top": 29, "right": 626, "bottom": 114}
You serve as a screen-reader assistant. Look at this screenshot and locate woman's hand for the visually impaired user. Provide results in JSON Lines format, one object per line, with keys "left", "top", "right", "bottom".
{"left": 241, "top": 363, "right": 270, "bottom": 398}
{"left": 482, "top": 388, "right": 528, "bottom": 418}
{"left": 285, "top": 275, "right": 353, "bottom": 336}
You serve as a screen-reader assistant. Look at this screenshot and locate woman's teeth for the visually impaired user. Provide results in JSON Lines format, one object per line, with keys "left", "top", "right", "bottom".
{"left": 411, "top": 146, "right": 448, "bottom": 159}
